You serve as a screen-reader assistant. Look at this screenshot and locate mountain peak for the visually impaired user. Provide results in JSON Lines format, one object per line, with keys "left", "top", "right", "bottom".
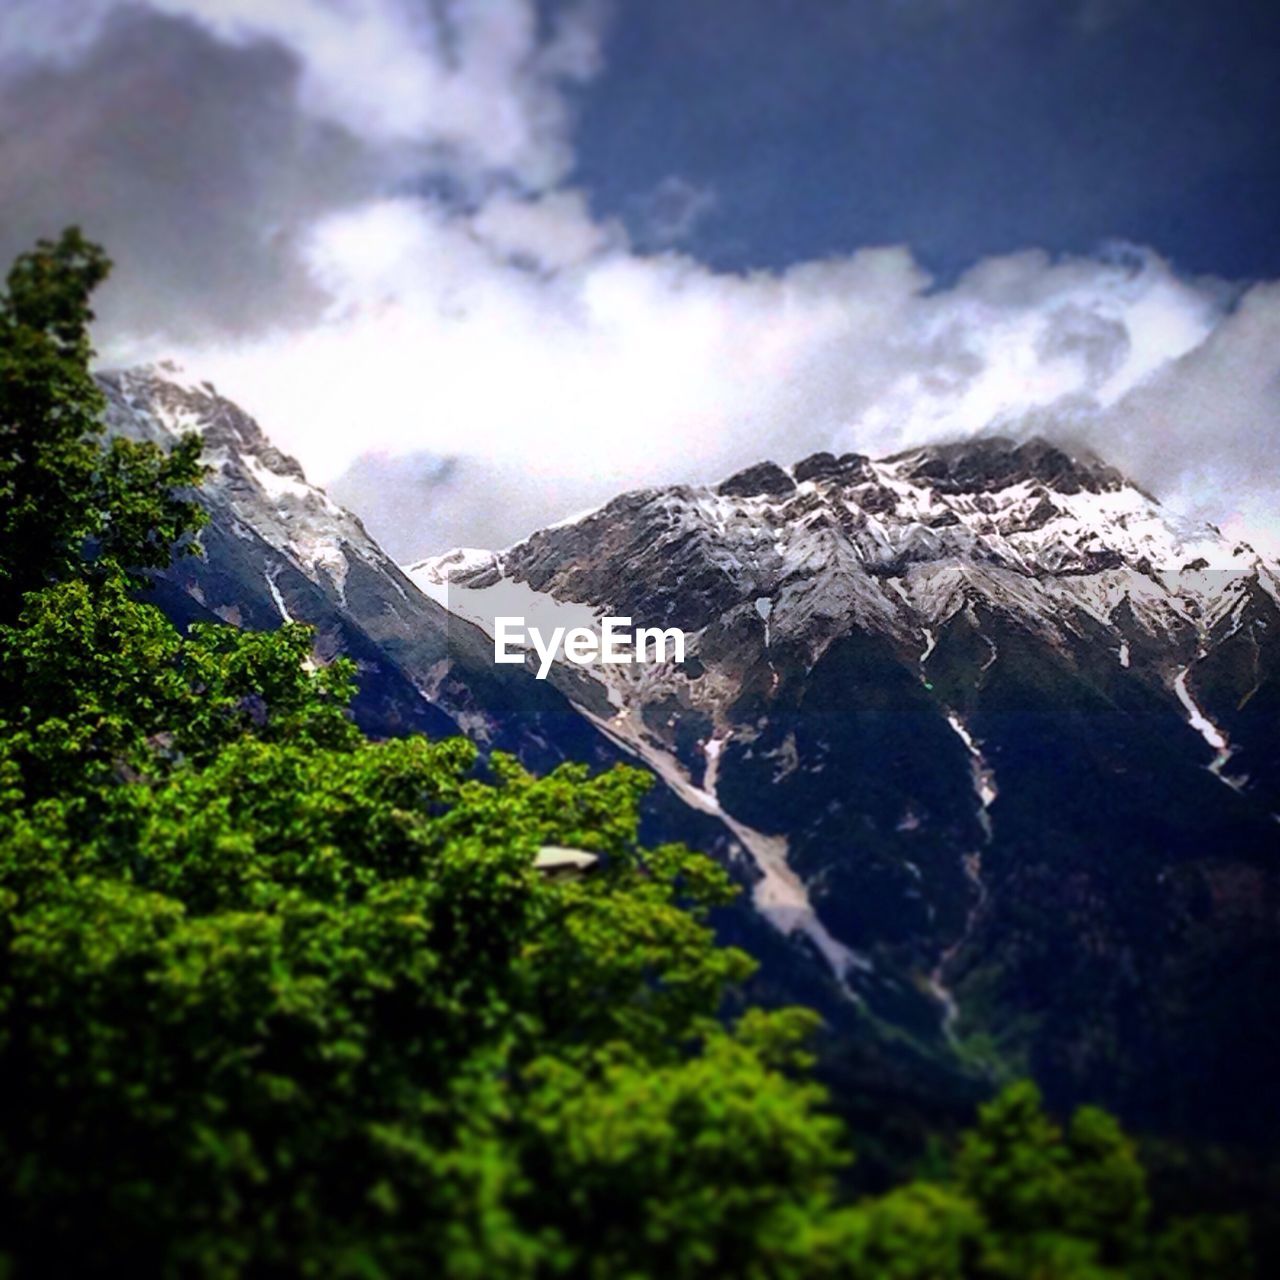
{"left": 717, "top": 461, "right": 797, "bottom": 498}
{"left": 885, "top": 435, "right": 1129, "bottom": 496}
{"left": 710, "top": 435, "right": 1136, "bottom": 510}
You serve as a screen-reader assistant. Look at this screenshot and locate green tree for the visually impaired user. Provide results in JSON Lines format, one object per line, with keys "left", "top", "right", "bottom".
{"left": 948, "top": 1082, "right": 1248, "bottom": 1280}
{"left": 0, "top": 229, "right": 205, "bottom": 618}
{"left": 0, "top": 231, "right": 1254, "bottom": 1278}
{"left": 1, "top": 733, "right": 848, "bottom": 1275}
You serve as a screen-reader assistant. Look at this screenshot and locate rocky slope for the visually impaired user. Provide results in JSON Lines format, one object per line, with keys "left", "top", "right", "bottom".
{"left": 411, "top": 436, "right": 1280, "bottom": 1146}
{"left": 99, "top": 363, "right": 619, "bottom": 772}
{"left": 101, "top": 362, "right": 1280, "bottom": 1150}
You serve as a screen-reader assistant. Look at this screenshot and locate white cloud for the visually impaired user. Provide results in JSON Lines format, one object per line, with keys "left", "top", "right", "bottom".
{"left": 143, "top": 195, "right": 1252, "bottom": 554}
{"left": 163, "top": 0, "right": 604, "bottom": 184}
{"left": 4, "top": 0, "right": 1277, "bottom": 558}
{"left": 1100, "top": 281, "right": 1280, "bottom": 554}
{"left": 469, "top": 189, "right": 620, "bottom": 271}
{"left": 4, "top": 0, "right": 607, "bottom": 186}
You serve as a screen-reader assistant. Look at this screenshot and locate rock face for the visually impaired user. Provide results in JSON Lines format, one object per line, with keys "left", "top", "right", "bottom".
{"left": 99, "top": 364, "right": 619, "bottom": 773}
{"left": 412, "top": 433, "right": 1280, "bottom": 1149}
{"left": 106, "top": 362, "right": 1280, "bottom": 1154}
{"left": 889, "top": 435, "right": 1129, "bottom": 495}
{"left": 718, "top": 461, "right": 798, "bottom": 498}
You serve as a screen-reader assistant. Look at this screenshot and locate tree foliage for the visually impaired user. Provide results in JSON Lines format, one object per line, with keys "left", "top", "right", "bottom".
{"left": 0, "top": 232, "right": 1252, "bottom": 1277}
{"left": 0, "top": 229, "right": 205, "bottom": 618}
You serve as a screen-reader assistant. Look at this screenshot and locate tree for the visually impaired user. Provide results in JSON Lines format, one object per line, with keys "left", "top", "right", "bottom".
{"left": 0, "top": 228, "right": 851, "bottom": 1277}
{"left": 0, "top": 232, "right": 1254, "bottom": 1277}
{"left": 0, "top": 229, "right": 205, "bottom": 620}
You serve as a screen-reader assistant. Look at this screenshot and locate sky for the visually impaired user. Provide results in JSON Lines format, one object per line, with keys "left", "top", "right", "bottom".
{"left": 1, "top": 0, "right": 1278, "bottom": 559}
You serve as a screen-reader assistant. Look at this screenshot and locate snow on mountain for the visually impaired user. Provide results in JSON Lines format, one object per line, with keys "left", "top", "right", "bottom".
{"left": 101, "top": 363, "right": 1280, "bottom": 1144}
{"left": 412, "top": 435, "right": 1280, "bottom": 1141}
{"left": 412, "top": 436, "right": 1279, "bottom": 820}
{"left": 97, "top": 363, "right": 623, "bottom": 769}
{"left": 101, "top": 362, "right": 388, "bottom": 608}
{"left": 415, "top": 438, "right": 1275, "bottom": 647}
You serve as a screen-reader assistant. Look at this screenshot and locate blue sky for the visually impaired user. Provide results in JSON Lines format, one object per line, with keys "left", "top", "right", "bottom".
{"left": 578, "top": 0, "right": 1280, "bottom": 279}
{"left": 575, "top": 0, "right": 1280, "bottom": 280}
{"left": 0, "top": 0, "right": 1277, "bottom": 555}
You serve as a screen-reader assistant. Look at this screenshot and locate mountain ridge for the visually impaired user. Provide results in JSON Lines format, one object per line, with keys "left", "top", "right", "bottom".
{"left": 409, "top": 419, "right": 1280, "bottom": 1145}
{"left": 97, "top": 362, "right": 629, "bottom": 773}
{"left": 103, "top": 361, "right": 1280, "bottom": 1150}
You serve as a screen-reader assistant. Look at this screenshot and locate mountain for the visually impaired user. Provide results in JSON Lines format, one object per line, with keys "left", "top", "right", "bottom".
{"left": 103, "top": 363, "right": 1280, "bottom": 1155}
{"left": 98, "top": 363, "right": 621, "bottom": 773}
{"left": 410, "top": 436, "right": 1280, "bottom": 1148}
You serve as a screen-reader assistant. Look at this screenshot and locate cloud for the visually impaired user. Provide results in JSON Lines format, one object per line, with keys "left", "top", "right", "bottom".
{"left": 1099, "top": 281, "right": 1280, "bottom": 554}
{"left": 0, "top": 0, "right": 609, "bottom": 338}
{"left": 145, "top": 197, "right": 1236, "bottom": 552}
{"left": 2, "top": 0, "right": 606, "bottom": 181}
{"left": 140, "top": 0, "right": 605, "bottom": 183}
{"left": 0, "top": 7, "right": 344, "bottom": 338}
{"left": 629, "top": 176, "right": 718, "bottom": 249}
{"left": 2, "top": 0, "right": 1277, "bottom": 560}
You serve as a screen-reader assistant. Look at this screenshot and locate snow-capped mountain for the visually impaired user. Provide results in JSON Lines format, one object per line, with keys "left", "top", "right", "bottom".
{"left": 412, "top": 436, "right": 1280, "bottom": 1145}
{"left": 412, "top": 436, "right": 1275, "bottom": 663}
{"left": 98, "top": 363, "right": 621, "bottom": 769}
{"left": 105, "top": 362, "right": 1280, "bottom": 1150}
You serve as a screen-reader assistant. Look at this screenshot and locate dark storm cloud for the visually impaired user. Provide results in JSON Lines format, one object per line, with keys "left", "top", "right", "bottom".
{"left": 0, "top": 0, "right": 607, "bottom": 343}
{"left": 0, "top": 7, "right": 379, "bottom": 340}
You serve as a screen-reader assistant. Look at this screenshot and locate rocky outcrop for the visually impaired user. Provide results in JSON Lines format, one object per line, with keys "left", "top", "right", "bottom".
{"left": 415, "top": 435, "right": 1280, "bottom": 1148}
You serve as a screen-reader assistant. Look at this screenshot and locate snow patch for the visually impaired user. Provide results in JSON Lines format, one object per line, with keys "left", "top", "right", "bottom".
{"left": 946, "top": 712, "right": 998, "bottom": 815}
{"left": 264, "top": 565, "right": 293, "bottom": 624}
{"left": 586, "top": 719, "right": 869, "bottom": 987}
{"left": 979, "top": 633, "right": 998, "bottom": 672}
{"left": 1173, "top": 665, "right": 1246, "bottom": 791}
{"left": 1173, "top": 665, "right": 1227, "bottom": 751}
{"left": 919, "top": 627, "right": 936, "bottom": 665}
{"left": 243, "top": 453, "right": 314, "bottom": 505}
